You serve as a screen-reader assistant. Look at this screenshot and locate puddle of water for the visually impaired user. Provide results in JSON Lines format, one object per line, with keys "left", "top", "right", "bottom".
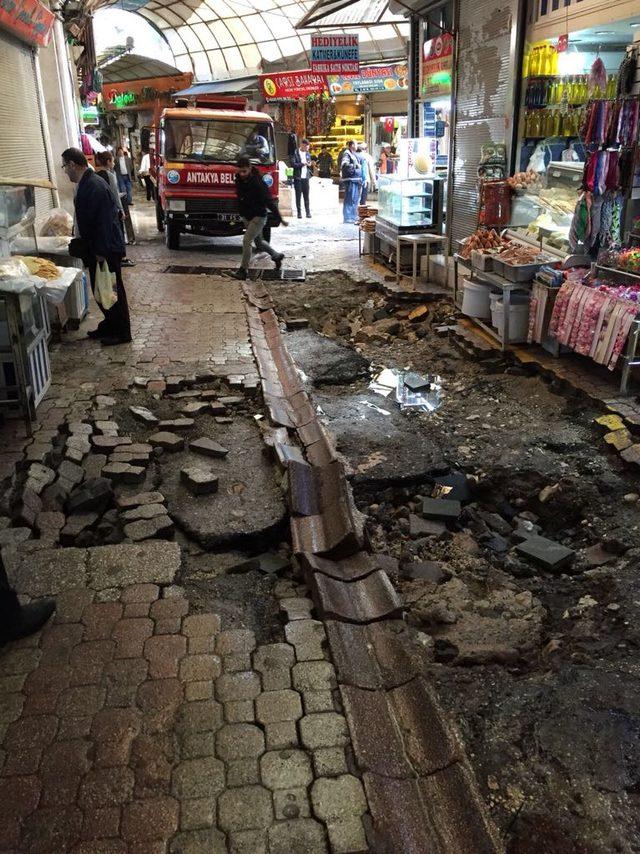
{"left": 369, "top": 367, "right": 443, "bottom": 413}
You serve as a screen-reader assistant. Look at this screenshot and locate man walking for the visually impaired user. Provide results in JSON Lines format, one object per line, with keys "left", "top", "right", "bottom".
{"left": 340, "top": 140, "right": 361, "bottom": 225}
{"left": 234, "top": 155, "right": 287, "bottom": 280}
{"left": 317, "top": 146, "right": 333, "bottom": 179}
{"left": 62, "top": 147, "right": 132, "bottom": 345}
{"left": 292, "top": 138, "right": 312, "bottom": 219}
{"left": 114, "top": 145, "right": 134, "bottom": 205}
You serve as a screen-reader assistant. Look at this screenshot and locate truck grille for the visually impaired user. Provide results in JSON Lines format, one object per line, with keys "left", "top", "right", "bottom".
{"left": 185, "top": 198, "right": 239, "bottom": 214}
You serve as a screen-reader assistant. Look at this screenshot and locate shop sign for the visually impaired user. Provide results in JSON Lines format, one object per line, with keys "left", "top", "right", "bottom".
{"left": 557, "top": 34, "right": 568, "bottom": 53}
{"left": 104, "top": 73, "right": 193, "bottom": 111}
{"left": 421, "top": 32, "right": 454, "bottom": 99}
{"left": 327, "top": 64, "right": 408, "bottom": 96}
{"left": 259, "top": 70, "right": 327, "bottom": 101}
{"left": 0, "top": 0, "right": 55, "bottom": 47}
{"left": 310, "top": 34, "right": 359, "bottom": 75}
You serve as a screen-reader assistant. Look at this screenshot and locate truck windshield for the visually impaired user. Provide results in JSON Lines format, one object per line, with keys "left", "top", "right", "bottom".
{"left": 163, "top": 119, "right": 275, "bottom": 165}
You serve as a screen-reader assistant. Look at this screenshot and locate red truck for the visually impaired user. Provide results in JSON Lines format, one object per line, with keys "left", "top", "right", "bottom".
{"left": 154, "top": 96, "right": 279, "bottom": 250}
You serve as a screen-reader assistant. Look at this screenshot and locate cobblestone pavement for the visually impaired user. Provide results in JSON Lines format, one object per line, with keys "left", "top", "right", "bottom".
{"left": 0, "top": 206, "right": 371, "bottom": 853}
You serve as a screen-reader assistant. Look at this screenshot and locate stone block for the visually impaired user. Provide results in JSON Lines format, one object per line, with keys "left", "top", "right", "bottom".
{"left": 292, "top": 661, "right": 337, "bottom": 692}
{"left": 227, "top": 759, "right": 260, "bottom": 787}
{"left": 218, "top": 785, "right": 273, "bottom": 832}
{"left": 326, "top": 818, "right": 368, "bottom": 854}
{"left": 421, "top": 497, "right": 461, "bottom": 520}
{"left": 67, "top": 478, "right": 114, "bottom": 514}
{"left": 310, "top": 775, "right": 367, "bottom": 822}
{"left": 255, "top": 689, "right": 303, "bottom": 724}
{"left": 216, "top": 723, "right": 265, "bottom": 761}
{"left": 299, "top": 713, "right": 349, "bottom": 750}
{"left": 181, "top": 467, "right": 219, "bottom": 496}
{"left": 253, "top": 643, "right": 295, "bottom": 691}
{"left": 129, "top": 406, "right": 159, "bottom": 425}
{"left": 159, "top": 418, "right": 195, "bottom": 431}
{"left": 88, "top": 541, "right": 180, "bottom": 590}
{"left": 273, "top": 787, "right": 311, "bottom": 820}
{"left": 225, "top": 700, "right": 255, "bottom": 723}
{"left": 285, "top": 620, "right": 326, "bottom": 661}
{"left": 189, "top": 437, "right": 229, "bottom": 458}
{"left": 116, "top": 491, "right": 165, "bottom": 510}
{"left": 149, "top": 432, "right": 184, "bottom": 452}
{"left": 265, "top": 721, "right": 299, "bottom": 750}
{"left": 216, "top": 671, "right": 261, "bottom": 703}
{"left": 515, "top": 535, "right": 575, "bottom": 571}
{"left": 267, "top": 819, "right": 328, "bottom": 854}
{"left": 122, "top": 503, "right": 169, "bottom": 522}
{"left": 103, "top": 463, "right": 146, "bottom": 485}
{"left": 124, "top": 515, "right": 174, "bottom": 542}
{"left": 215, "top": 629, "right": 255, "bottom": 655}
{"left": 313, "top": 747, "right": 348, "bottom": 777}
{"left": 171, "top": 756, "right": 225, "bottom": 800}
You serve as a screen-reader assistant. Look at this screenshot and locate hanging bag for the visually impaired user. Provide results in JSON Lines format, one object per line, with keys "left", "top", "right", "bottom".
{"left": 95, "top": 261, "right": 118, "bottom": 310}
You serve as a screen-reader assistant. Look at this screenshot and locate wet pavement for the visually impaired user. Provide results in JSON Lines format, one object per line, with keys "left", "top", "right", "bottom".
{"left": 2, "top": 192, "right": 640, "bottom": 852}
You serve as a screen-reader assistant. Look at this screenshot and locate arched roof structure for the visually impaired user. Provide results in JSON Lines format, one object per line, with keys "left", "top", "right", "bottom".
{"left": 100, "top": 0, "right": 408, "bottom": 80}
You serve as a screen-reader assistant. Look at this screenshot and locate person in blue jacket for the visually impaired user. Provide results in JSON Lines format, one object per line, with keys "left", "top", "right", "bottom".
{"left": 340, "top": 140, "right": 362, "bottom": 224}
{"left": 62, "top": 148, "right": 132, "bottom": 345}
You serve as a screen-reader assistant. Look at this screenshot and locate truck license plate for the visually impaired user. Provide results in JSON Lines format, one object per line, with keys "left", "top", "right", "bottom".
{"left": 214, "top": 213, "right": 239, "bottom": 222}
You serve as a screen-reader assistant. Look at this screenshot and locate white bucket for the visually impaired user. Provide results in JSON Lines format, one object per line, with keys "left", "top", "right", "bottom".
{"left": 491, "top": 294, "right": 530, "bottom": 343}
{"left": 461, "top": 279, "right": 491, "bottom": 319}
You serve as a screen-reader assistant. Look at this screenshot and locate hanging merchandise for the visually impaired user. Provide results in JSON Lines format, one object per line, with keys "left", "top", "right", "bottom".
{"left": 582, "top": 99, "right": 639, "bottom": 147}
{"left": 617, "top": 48, "right": 638, "bottom": 98}
{"left": 588, "top": 58, "right": 607, "bottom": 98}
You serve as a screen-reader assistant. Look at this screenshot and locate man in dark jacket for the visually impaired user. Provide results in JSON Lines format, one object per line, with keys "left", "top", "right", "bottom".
{"left": 234, "top": 155, "right": 287, "bottom": 280}
{"left": 291, "top": 138, "right": 312, "bottom": 219}
{"left": 62, "top": 147, "right": 132, "bottom": 344}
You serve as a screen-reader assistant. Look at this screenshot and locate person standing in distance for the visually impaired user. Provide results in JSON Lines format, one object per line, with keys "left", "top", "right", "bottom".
{"left": 114, "top": 145, "right": 134, "bottom": 205}
{"left": 340, "top": 140, "right": 361, "bottom": 225}
{"left": 234, "top": 155, "right": 288, "bottom": 280}
{"left": 317, "top": 146, "right": 333, "bottom": 179}
{"left": 292, "top": 138, "right": 312, "bottom": 219}
{"left": 62, "top": 148, "right": 132, "bottom": 345}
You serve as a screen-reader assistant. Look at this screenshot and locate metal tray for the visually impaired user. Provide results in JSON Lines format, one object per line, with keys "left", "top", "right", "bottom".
{"left": 501, "top": 260, "right": 544, "bottom": 282}
{"left": 492, "top": 258, "right": 506, "bottom": 277}
{"left": 470, "top": 250, "right": 494, "bottom": 272}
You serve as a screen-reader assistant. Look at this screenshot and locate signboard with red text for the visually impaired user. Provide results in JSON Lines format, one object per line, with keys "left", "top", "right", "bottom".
{"left": 0, "top": 0, "right": 55, "bottom": 47}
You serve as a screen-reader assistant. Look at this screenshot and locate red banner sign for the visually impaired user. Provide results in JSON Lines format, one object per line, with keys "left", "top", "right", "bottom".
{"left": 259, "top": 70, "right": 328, "bottom": 101}
{"left": 557, "top": 34, "right": 569, "bottom": 53}
{"left": 0, "top": 0, "right": 55, "bottom": 47}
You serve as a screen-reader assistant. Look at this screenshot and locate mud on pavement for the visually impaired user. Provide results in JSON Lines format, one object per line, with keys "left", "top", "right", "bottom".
{"left": 269, "top": 270, "right": 640, "bottom": 854}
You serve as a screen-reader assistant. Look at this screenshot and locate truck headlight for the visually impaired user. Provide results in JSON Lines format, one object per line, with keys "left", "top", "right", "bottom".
{"left": 169, "top": 200, "right": 186, "bottom": 212}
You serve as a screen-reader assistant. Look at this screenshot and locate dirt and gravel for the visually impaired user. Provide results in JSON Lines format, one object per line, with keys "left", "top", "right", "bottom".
{"left": 269, "top": 270, "right": 640, "bottom": 854}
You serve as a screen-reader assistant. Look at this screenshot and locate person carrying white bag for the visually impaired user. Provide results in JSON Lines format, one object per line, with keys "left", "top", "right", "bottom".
{"left": 62, "top": 147, "right": 132, "bottom": 346}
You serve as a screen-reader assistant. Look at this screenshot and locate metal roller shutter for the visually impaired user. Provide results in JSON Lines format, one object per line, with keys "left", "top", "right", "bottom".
{"left": 0, "top": 30, "right": 55, "bottom": 218}
{"left": 449, "top": 0, "right": 518, "bottom": 247}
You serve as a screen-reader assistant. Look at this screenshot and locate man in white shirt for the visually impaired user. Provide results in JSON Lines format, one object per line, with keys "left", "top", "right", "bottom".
{"left": 292, "top": 138, "right": 312, "bottom": 219}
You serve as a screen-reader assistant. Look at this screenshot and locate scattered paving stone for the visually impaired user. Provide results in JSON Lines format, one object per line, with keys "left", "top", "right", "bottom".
{"left": 159, "top": 419, "right": 195, "bottom": 431}
{"left": 208, "top": 403, "right": 228, "bottom": 416}
{"left": 58, "top": 460, "right": 85, "bottom": 489}
{"left": 12, "top": 486, "right": 43, "bottom": 528}
{"left": 230, "top": 552, "right": 289, "bottom": 575}
{"left": 130, "top": 406, "right": 159, "bottom": 425}
{"left": 0, "top": 527, "right": 32, "bottom": 546}
{"left": 401, "top": 560, "right": 449, "bottom": 583}
{"left": 35, "top": 511, "right": 65, "bottom": 542}
{"left": 181, "top": 402, "right": 210, "bottom": 416}
{"left": 280, "top": 598, "right": 314, "bottom": 621}
{"left": 68, "top": 421, "right": 93, "bottom": 435}
{"left": 408, "top": 514, "right": 445, "bottom": 538}
{"left": 92, "top": 435, "right": 132, "bottom": 452}
{"left": 149, "top": 432, "right": 185, "bottom": 452}
{"left": 189, "top": 438, "right": 229, "bottom": 459}
{"left": 260, "top": 750, "right": 313, "bottom": 790}
{"left": 133, "top": 377, "right": 149, "bottom": 388}
{"left": 25, "top": 463, "right": 56, "bottom": 495}
{"left": 214, "top": 417, "right": 233, "bottom": 424}
{"left": 199, "top": 390, "right": 219, "bottom": 400}
{"left": 620, "top": 444, "right": 640, "bottom": 467}
{"left": 181, "top": 467, "right": 219, "bottom": 496}
{"left": 584, "top": 544, "right": 617, "bottom": 567}
{"left": 124, "top": 515, "right": 174, "bottom": 541}
{"left": 313, "top": 747, "right": 348, "bottom": 778}
{"left": 285, "top": 318, "right": 310, "bottom": 330}
{"left": 103, "top": 463, "right": 146, "bottom": 485}
{"left": 218, "top": 396, "right": 243, "bottom": 406}
{"left": 516, "top": 535, "right": 575, "bottom": 571}
{"left": 116, "top": 491, "right": 165, "bottom": 510}
{"left": 95, "top": 421, "right": 119, "bottom": 435}
{"left": 292, "top": 661, "right": 337, "bottom": 693}
{"left": 96, "top": 395, "right": 116, "bottom": 407}
{"left": 83, "top": 454, "right": 106, "bottom": 481}
{"left": 61, "top": 513, "right": 98, "bottom": 545}
{"left": 421, "top": 497, "right": 461, "bottom": 520}
{"left": 122, "top": 503, "right": 169, "bottom": 522}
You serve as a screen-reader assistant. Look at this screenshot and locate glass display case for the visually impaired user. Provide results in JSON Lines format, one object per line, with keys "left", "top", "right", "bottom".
{"left": 378, "top": 174, "right": 444, "bottom": 231}
{"left": 510, "top": 161, "right": 582, "bottom": 253}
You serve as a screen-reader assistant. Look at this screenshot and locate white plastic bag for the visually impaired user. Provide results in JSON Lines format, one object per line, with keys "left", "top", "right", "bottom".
{"left": 95, "top": 261, "right": 117, "bottom": 310}
{"left": 39, "top": 207, "right": 74, "bottom": 237}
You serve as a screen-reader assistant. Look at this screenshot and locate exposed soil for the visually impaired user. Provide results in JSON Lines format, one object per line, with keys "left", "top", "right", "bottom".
{"left": 269, "top": 270, "right": 640, "bottom": 854}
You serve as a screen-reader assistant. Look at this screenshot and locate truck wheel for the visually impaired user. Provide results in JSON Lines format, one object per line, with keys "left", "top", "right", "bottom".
{"left": 166, "top": 220, "right": 180, "bottom": 250}
{"left": 262, "top": 226, "right": 271, "bottom": 242}
{"left": 156, "top": 201, "right": 165, "bottom": 232}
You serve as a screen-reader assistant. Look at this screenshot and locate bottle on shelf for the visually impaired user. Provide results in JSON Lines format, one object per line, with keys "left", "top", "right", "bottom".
{"left": 529, "top": 46, "right": 540, "bottom": 76}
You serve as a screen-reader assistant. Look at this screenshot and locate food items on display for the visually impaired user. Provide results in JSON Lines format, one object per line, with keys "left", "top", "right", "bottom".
{"left": 13, "top": 256, "right": 59, "bottom": 280}
{"left": 507, "top": 171, "right": 541, "bottom": 191}
{"left": 496, "top": 243, "right": 542, "bottom": 265}
{"left": 0, "top": 258, "right": 30, "bottom": 279}
{"left": 459, "top": 228, "right": 507, "bottom": 259}
{"left": 598, "top": 247, "right": 640, "bottom": 276}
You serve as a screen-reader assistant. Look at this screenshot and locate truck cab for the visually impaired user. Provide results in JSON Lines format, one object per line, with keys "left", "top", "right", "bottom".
{"left": 155, "top": 96, "right": 279, "bottom": 250}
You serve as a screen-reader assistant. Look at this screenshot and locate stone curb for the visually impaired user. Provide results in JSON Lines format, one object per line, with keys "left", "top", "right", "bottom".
{"left": 242, "top": 281, "right": 503, "bottom": 853}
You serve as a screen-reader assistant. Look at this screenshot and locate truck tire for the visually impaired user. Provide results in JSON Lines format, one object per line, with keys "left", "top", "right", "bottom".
{"left": 166, "top": 220, "right": 180, "bottom": 250}
{"left": 156, "top": 201, "right": 165, "bottom": 232}
{"left": 262, "top": 226, "right": 271, "bottom": 242}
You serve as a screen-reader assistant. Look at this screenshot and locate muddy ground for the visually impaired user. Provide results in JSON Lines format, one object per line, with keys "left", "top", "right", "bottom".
{"left": 270, "top": 270, "right": 640, "bottom": 854}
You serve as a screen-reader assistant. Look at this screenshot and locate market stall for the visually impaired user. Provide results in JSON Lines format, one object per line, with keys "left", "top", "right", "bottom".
{"left": 0, "top": 179, "right": 82, "bottom": 433}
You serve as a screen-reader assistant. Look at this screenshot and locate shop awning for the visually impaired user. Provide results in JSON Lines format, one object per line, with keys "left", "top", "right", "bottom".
{"left": 296, "top": 0, "right": 405, "bottom": 28}
{"left": 100, "top": 52, "right": 184, "bottom": 82}
{"left": 173, "top": 76, "right": 258, "bottom": 98}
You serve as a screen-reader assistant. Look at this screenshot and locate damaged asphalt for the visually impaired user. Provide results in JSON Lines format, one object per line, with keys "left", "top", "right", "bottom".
{"left": 268, "top": 269, "right": 640, "bottom": 854}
